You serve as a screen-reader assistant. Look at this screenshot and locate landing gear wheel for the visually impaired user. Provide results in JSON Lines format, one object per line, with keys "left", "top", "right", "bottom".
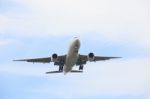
{"left": 79, "top": 65, "right": 83, "bottom": 70}
{"left": 59, "top": 66, "right": 63, "bottom": 71}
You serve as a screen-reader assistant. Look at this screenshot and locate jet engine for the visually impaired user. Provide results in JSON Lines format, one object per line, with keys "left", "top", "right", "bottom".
{"left": 88, "top": 52, "right": 95, "bottom": 61}
{"left": 52, "top": 53, "right": 58, "bottom": 62}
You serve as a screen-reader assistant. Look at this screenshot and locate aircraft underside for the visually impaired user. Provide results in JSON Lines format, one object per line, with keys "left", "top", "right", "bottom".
{"left": 13, "top": 37, "right": 121, "bottom": 74}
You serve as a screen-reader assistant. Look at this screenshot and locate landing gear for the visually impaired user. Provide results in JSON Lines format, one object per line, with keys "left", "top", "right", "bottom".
{"left": 79, "top": 65, "right": 84, "bottom": 70}
{"left": 59, "top": 66, "right": 63, "bottom": 71}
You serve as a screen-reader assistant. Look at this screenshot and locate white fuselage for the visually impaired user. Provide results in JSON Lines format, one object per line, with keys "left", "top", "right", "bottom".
{"left": 63, "top": 38, "right": 80, "bottom": 74}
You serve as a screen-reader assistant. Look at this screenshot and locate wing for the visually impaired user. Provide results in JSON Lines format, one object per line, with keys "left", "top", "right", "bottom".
{"left": 13, "top": 55, "right": 66, "bottom": 63}
{"left": 13, "top": 57, "right": 51, "bottom": 63}
{"left": 78, "top": 55, "right": 121, "bottom": 62}
{"left": 94, "top": 56, "right": 121, "bottom": 61}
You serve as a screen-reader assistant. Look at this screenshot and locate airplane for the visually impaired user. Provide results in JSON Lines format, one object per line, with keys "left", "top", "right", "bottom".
{"left": 14, "top": 37, "right": 121, "bottom": 74}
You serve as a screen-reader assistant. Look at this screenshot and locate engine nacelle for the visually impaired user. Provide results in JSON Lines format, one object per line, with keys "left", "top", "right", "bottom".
{"left": 88, "top": 53, "right": 95, "bottom": 61}
{"left": 52, "top": 53, "right": 58, "bottom": 62}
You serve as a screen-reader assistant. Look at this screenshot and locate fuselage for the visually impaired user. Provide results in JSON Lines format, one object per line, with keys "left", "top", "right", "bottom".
{"left": 63, "top": 37, "right": 80, "bottom": 74}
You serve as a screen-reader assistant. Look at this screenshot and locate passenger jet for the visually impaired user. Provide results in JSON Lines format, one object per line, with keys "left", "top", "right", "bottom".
{"left": 14, "top": 37, "right": 120, "bottom": 74}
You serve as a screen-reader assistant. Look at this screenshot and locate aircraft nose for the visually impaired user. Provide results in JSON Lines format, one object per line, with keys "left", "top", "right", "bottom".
{"left": 76, "top": 39, "right": 80, "bottom": 44}
{"left": 75, "top": 39, "right": 80, "bottom": 47}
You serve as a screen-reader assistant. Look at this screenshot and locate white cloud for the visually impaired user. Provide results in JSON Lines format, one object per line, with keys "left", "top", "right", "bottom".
{"left": 0, "top": 15, "right": 11, "bottom": 32}
{"left": 67, "top": 58, "right": 150, "bottom": 97}
{"left": 1, "top": 0, "right": 150, "bottom": 48}
{"left": 1, "top": 58, "right": 150, "bottom": 98}
{"left": 0, "top": 63, "right": 51, "bottom": 76}
{"left": 0, "top": 39, "right": 16, "bottom": 46}
{"left": 144, "top": 90, "right": 150, "bottom": 99}
{"left": 1, "top": 1, "right": 150, "bottom": 98}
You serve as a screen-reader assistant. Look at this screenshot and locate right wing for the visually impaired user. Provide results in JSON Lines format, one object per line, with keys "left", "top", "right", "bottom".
{"left": 13, "top": 55, "right": 66, "bottom": 64}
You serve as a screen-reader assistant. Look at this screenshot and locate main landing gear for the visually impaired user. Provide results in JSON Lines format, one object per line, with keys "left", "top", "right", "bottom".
{"left": 59, "top": 66, "right": 63, "bottom": 71}
{"left": 79, "top": 65, "right": 84, "bottom": 71}
{"left": 58, "top": 65, "right": 84, "bottom": 72}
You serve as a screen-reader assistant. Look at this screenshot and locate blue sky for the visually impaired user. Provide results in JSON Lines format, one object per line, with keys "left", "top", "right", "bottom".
{"left": 0, "top": 0, "right": 150, "bottom": 99}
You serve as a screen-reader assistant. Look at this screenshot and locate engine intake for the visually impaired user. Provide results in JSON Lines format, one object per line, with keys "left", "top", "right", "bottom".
{"left": 52, "top": 53, "right": 58, "bottom": 62}
{"left": 88, "top": 53, "right": 95, "bottom": 61}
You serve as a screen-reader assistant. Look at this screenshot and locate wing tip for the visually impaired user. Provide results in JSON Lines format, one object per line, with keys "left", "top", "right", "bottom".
{"left": 114, "top": 57, "right": 122, "bottom": 58}
{"left": 13, "top": 59, "right": 27, "bottom": 62}
{"left": 13, "top": 59, "right": 19, "bottom": 61}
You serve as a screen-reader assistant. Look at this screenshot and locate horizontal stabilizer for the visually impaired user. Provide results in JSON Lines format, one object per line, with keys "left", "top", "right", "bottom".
{"left": 46, "top": 70, "right": 83, "bottom": 74}
{"left": 46, "top": 71, "right": 62, "bottom": 74}
{"left": 70, "top": 70, "right": 83, "bottom": 73}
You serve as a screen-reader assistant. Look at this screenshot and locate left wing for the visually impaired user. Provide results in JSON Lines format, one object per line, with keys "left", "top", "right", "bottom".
{"left": 78, "top": 55, "right": 121, "bottom": 62}
{"left": 94, "top": 56, "right": 121, "bottom": 61}
{"left": 13, "top": 57, "right": 51, "bottom": 63}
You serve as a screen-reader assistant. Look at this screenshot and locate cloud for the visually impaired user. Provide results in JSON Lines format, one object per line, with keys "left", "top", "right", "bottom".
{"left": 0, "top": 39, "right": 16, "bottom": 46}
{"left": 1, "top": 0, "right": 150, "bottom": 49}
{"left": 68, "top": 58, "right": 150, "bottom": 97}
{"left": 1, "top": 58, "right": 150, "bottom": 98}
{"left": 0, "top": 15, "right": 11, "bottom": 32}
{"left": 0, "top": 63, "right": 51, "bottom": 76}
{"left": 0, "top": 1, "right": 150, "bottom": 99}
